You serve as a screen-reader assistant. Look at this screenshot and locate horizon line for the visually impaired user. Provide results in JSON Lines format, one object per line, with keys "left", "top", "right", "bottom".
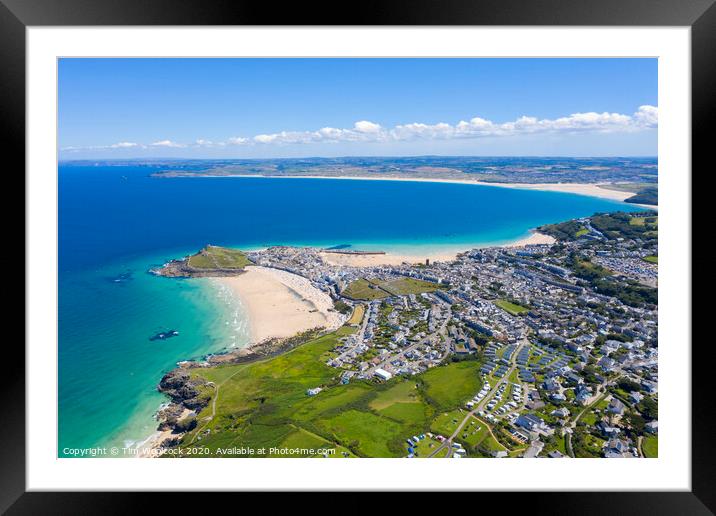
{"left": 58, "top": 154, "right": 659, "bottom": 163}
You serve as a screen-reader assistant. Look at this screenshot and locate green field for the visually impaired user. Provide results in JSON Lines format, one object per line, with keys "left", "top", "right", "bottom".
{"left": 430, "top": 409, "right": 467, "bottom": 437}
{"left": 379, "top": 277, "right": 443, "bottom": 296}
{"left": 412, "top": 436, "right": 442, "bottom": 457}
{"left": 318, "top": 410, "right": 405, "bottom": 457}
{"left": 478, "top": 431, "right": 506, "bottom": 453}
{"left": 494, "top": 299, "right": 530, "bottom": 316}
{"left": 274, "top": 426, "right": 355, "bottom": 458}
{"left": 370, "top": 381, "right": 421, "bottom": 410}
{"left": 420, "top": 361, "right": 483, "bottom": 411}
{"left": 187, "top": 245, "right": 252, "bottom": 270}
{"left": 643, "top": 255, "right": 658, "bottom": 264}
{"left": 457, "top": 417, "right": 496, "bottom": 449}
{"left": 642, "top": 435, "right": 658, "bottom": 458}
{"left": 342, "top": 277, "right": 442, "bottom": 301}
{"left": 575, "top": 228, "right": 589, "bottom": 237}
{"left": 580, "top": 408, "right": 600, "bottom": 426}
{"left": 175, "top": 325, "right": 482, "bottom": 457}
{"left": 342, "top": 279, "right": 390, "bottom": 300}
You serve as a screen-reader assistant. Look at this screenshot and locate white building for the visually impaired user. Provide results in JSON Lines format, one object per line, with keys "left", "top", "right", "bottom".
{"left": 374, "top": 368, "right": 393, "bottom": 381}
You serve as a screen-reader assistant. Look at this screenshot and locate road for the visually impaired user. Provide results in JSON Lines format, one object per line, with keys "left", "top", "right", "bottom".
{"left": 429, "top": 338, "right": 527, "bottom": 458}
{"left": 365, "top": 314, "right": 450, "bottom": 377}
{"left": 332, "top": 302, "right": 371, "bottom": 364}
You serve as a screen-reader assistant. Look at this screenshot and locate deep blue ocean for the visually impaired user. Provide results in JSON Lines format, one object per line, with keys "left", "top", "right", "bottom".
{"left": 58, "top": 164, "right": 646, "bottom": 455}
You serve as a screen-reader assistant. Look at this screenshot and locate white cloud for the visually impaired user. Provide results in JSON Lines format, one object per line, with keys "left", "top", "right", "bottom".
{"left": 353, "top": 120, "right": 382, "bottom": 133}
{"left": 150, "top": 139, "right": 185, "bottom": 148}
{"left": 62, "top": 106, "right": 657, "bottom": 152}
{"left": 110, "top": 141, "right": 140, "bottom": 148}
{"left": 194, "top": 139, "right": 228, "bottom": 147}
{"left": 633, "top": 105, "right": 658, "bottom": 127}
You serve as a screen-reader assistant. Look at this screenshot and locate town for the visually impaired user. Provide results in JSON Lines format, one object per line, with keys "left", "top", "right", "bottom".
{"left": 237, "top": 210, "right": 658, "bottom": 458}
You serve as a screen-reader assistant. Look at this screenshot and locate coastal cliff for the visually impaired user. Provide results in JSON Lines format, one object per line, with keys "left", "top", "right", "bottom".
{"left": 152, "top": 369, "right": 213, "bottom": 446}
{"left": 151, "top": 245, "right": 252, "bottom": 278}
{"left": 158, "top": 369, "right": 213, "bottom": 411}
{"left": 151, "top": 328, "right": 323, "bottom": 450}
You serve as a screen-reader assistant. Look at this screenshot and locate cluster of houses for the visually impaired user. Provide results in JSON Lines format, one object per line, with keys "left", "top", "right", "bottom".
{"left": 326, "top": 292, "right": 453, "bottom": 379}
{"left": 245, "top": 216, "right": 657, "bottom": 459}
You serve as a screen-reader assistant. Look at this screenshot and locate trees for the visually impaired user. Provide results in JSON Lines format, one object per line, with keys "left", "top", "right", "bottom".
{"left": 617, "top": 378, "right": 642, "bottom": 393}
{"left": 538, "top": 220, "right": 585, "bottom": 241}
{"left": 333, "top": 300, "right": 352, "bottom": 314}
{"left": 637, "top": 397, "right": 658, "bottom": 420}
{"left": 623, "top": 410, "right": 646, "bottom": 436}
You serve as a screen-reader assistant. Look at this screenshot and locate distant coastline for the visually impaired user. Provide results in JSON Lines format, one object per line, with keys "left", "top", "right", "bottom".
{"left": 152, "top": 172, "right": 650, "bottom": 204}
{"left": 59, "top": 163, "right": 653, "bottom": 456}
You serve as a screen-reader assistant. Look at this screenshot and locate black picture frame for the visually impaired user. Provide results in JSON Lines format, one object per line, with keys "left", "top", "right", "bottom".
{"left": 4, "top": 0, "right": 711, "bottom": 512}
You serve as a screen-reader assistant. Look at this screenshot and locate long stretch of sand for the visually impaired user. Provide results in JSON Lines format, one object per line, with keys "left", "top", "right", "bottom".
{"left": 477, "top": 181, "right": 635, "bottom": 201}
{"left": 218, "top": 266, "right": 345, "bottom": 344}
{"left": 200, "top": 174, "right": 637, "bottom": 202}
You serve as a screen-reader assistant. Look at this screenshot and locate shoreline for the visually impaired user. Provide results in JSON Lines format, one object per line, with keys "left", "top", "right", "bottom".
{"left": 136, "top": 408, "right": 193, "bottom": 458}
{"left": 318, "top": 231, "right": 556, "bottom": 267}
{"left": 215, "top": 266, "right": 345, "bottom": 345}
{"left": 164, "top": 173, "right": 650, "bottom": 203}
{"left": 501, "top": 231, "right": 557, "bottom": 248}
{"left": 141, "top": 230, "right": 556, "bottom": 455}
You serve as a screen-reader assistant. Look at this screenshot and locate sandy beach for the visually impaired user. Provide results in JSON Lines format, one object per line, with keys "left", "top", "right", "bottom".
{"left": 502, "top": 231, "right": 557, "bottom": 247}
{"left": 319, "top": 251, "right": 459, "bottom": 267}
{"left": 319, "top": 231, "right": 555, "bottom": 267}
{"left": 217, "top": 266, "right": 345, "bottom": 344}
{"left": 477, "top": 181, "right": 635, "bottom": 202}
{"left": 137, "top": 408, "right": 193, "bottom": 457}
{"left": 198, "top": 174, "right": 637, "bottom": 202}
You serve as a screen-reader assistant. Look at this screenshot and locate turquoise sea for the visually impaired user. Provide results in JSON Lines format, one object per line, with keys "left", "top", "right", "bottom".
{"left": 58, "top": 164, "right": 646, "bottom": 455}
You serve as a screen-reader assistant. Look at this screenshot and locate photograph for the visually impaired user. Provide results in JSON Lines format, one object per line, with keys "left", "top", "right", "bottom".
{"left": 2, "top": 0, "right": 710, "bottom": 504}
{"left": 57, "top": 57, "right": 660, "bottom": 460}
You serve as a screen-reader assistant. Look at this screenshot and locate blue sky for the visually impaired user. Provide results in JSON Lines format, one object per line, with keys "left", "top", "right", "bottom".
{"left": 58, "top": 58, "right": 657, "bottom": 159}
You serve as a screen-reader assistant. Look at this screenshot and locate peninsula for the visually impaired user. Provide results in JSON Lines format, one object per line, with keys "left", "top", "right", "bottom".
{"left": 146, "top": 210, "right": 658, "bottom": 459}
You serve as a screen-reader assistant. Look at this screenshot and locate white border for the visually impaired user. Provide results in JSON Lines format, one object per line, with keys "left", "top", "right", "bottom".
{"left": 27, "top": 27, "right": 690, "bottom": 491}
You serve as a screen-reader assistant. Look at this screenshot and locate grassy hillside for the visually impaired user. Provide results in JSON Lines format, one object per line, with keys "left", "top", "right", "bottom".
{"left": 173, "top": 325, "right": 484, "bottom": 457}
{"left": 187, "top": 245, "right": 252, "bottom": 270}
